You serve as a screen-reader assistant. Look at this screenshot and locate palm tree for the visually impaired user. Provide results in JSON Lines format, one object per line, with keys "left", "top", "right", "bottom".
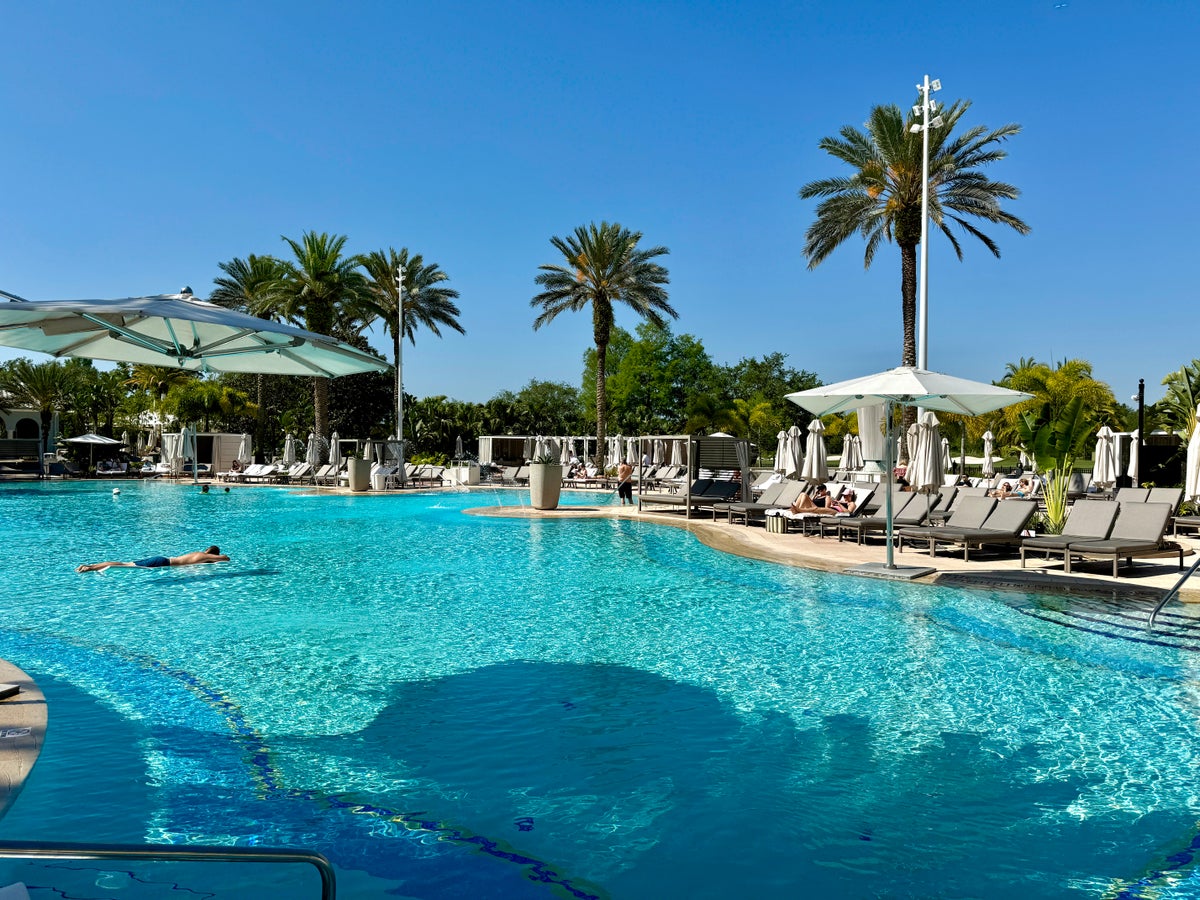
{"left": 274, "top": 232, "right": 369, "bottom": 437}
{"left": 799, "top": 99, "right": 1029, "bottom": 371}
{"left": 0, "top": 359, "right": 75, "bottom": 456}
{"left": 362, "top": 248, "right": 465, "bottom": 453}
{"left": 531, "top": 222, "right": 674, "bottom": 466}
{"left": 210, "top": 254, "right": 288, "bottom": 453}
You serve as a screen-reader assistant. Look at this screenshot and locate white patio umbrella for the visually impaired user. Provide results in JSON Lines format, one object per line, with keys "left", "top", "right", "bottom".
{"left": 455, "top": 435, "right": 464, "bottom": 460}
{"left": 940, "top": 436, "right": 952, "bottom": 473}
{"left": 801, "top": 419, "right": 829, "bottom": 484}
{"left": 785, "top": 425, "right": 805, "bottom": 480}
{"left": 1185, "top": 406, "right": 1200, "bottom": 503}
{"left": 0, "top": 290, "right": 389, "bottom": 377}
{"left": 981, "top": 431, "right": 996, "bottom": 477}
{"left": 282, "top": 433, "right": 298, "bottom": 466}
{"left": 329, "top": 431, "right": 342, "bottom": 469}
{"left": 670, "top": 439, "right": 684, "bottom": 468}
{"left": 840, "top": 434, "right": 855, "bottom": 472}
{"left": 910, "top": 411, "right": 945, "bottom": 495}
{"left": 847, "top": 435, "right": 864, "bottom": 471}
{"left": 905, "top": 422, "right": 920, "bottom": 468}
{"left": 181, "top": 424, "right": 199, "bottom": 484}
{"left": 1127, "top": 430, "right": 1140, "bottom": 483}
{"left": 1092, "top": 425, "right": 1118, "bottom": 490}
{"left": 560, "top": 439, "right": 572, "bottom": 466}
{"left": 362, "top": 441, "right": 374, "bottom": 465}
{"left": 774, "top": 430, "right": 789, "bottom": 476}
{"left": 305, "top": 432, "right": 321, "bottom": 465}
{"left": 237, "top": 433, "right": 253, "bottom": 467}
{"left": 120, "top": 430, "right": 130, "bottom": 450}
{"left": 653, "top": 439, "right": 666, "bottom": 466}
{"left": 786, "top": 365, "right": 1032, "bottom": 570}
{"left": 626, "top": 437, "right": 637, "bottom": 463}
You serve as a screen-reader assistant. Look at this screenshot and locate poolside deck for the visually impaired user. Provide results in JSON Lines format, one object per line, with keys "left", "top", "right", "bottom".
{"left": 0, "top": 658, "right": 46, "bottom": 820}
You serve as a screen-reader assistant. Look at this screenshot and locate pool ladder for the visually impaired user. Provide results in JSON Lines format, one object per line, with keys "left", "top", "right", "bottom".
{"left": 0, "top": 840, "right": 335, "bottom": 898}
{"left": 1148, "top": 554, "right": 1200, "bottom": 630}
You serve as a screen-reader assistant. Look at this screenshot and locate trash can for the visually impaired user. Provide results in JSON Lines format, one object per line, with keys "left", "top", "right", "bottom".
{"left": 372, "top": 472, "right": 387, "bottom": 491}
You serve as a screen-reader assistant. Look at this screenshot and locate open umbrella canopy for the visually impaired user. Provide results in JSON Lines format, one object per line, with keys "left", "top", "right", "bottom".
{"left": 63, "top": 433, "right": 124, "bottom": 446}
{"left": 1092, "top": 425, "right": 1119, "bottom": 489}
{"left": 0, "top": 290, "right": 389, "bottom": 377}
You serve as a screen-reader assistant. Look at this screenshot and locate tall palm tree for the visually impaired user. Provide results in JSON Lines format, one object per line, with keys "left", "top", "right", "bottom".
{"left": 273, "top": 232, "right": 369, "bottom": 437}
{"left": 211, "top": 254, "right": 288, "bottom": 453}
{"left": 362, "top": 248, "right": 465, "bottom": 450}
{"left": 799, "top": 99, "right": 1030, "bottom": 371}
{"left": 0, "top": 359, "right": 75, "bottom": 456}
{"left": 531, "top": 222, "right": 674, "bottom": 466}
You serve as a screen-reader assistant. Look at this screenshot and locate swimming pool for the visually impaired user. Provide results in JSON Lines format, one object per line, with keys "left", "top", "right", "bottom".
{"left": 3, "top": 479, "right": 1200, "bottom": 898}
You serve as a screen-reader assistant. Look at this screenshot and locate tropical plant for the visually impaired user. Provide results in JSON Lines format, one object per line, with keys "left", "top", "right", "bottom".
{"left": 211, "top": 253, "right": 289, "bottom": 453}
{"left": 362, "top": 248, "right": 465, "bottom": 442}
{"left": 799, "top": 98, "right": 1029, "bottom": 431}
{"left": 274, "top": 232, "right": 371, "bottom": 437}
{"left": 531, "top": 222, "right": 674, "bottom": 465}
{"left": 991, "top": 358, "right": 1121, "bottom": 452}
{"left": 165, "top": 380, "right": 256, "bottom": 432}
{"left": 0, "top": 358, "right": 77, "bottom": 454}
{"left": 1016, "top": 396, "right": 1090, "bottom": 533}
{"left": 1159, "top": 360, "right": 1200, "bottom": 438}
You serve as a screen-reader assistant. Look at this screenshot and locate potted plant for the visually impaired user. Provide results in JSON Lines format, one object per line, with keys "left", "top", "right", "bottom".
{"left": 529, "top": 453, "right": 563, "bottom": 510}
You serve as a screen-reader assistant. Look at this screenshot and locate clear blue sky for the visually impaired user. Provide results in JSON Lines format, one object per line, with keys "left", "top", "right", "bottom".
{"left": 1, "top": 1, "right": 1194, "bottom": 405}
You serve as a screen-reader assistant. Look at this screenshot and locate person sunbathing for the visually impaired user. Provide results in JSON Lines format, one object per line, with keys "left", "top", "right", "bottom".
{"left": 76, "top": 546, "right": 229, "bottom": 573}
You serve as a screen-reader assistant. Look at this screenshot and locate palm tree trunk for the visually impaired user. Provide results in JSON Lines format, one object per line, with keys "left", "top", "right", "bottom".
{"left": 595, "top": 340, "right": 607, "bottom": 468}
{"left": 255, "top": 374, "right": 264, "bottom": 466}
{"left": 314, "top": 376, "right": 330, "bottom": 438}
{"left": 900, "top": 241, "right": 919, "bottom": 457}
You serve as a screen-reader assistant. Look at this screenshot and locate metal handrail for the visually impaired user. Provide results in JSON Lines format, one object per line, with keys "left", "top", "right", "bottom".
{"left": 1148, "top": 554, "right": 1200, "bottom": 630}
{"left": 0, "top": 840, "right": 335, "bottom": 898}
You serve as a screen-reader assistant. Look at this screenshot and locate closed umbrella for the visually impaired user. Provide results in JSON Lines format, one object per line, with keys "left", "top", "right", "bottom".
{"left": 785, "top": 425, "right": 804, "bottom": 480}
{"left": 1127, "top": 430, "right": 1140, "bottom": 483}
{"left": 653, "top": 439, "right": 666, "bottom": 466}
{"left": 329, "top": 431, "right": 342, "bottom": 469}
{"left": 910, "top": 412, "right": 944, "bottom": 523}
{"left": 857, "top": 405, "right": 884, "bottom": 467}
{"left": 840, "top": 434, "right": 855, "bottom": 473}
{"left": 455, "top": 435, "right": 464, "bottom": 460}
{"left": 1092, "top": 425, "right": 1118, "bottom": 490}
{"left": 560, "top": 439, "right": 572, "bottom": 466}
{"left": 734, "top": 439, "right": 752, "bottom": 502}
{"left": 181, "top": 424, "right": 198, "bottom": 484}
{"left": 670, "top": 439, "right": 684, "bottom": 468}
{"left": 237, "top": 433, "right": 253, "bottom": 467}
{"left": 305, "top": 432, "right": 321, "bottom": 465}
{"left": 940, "top": 436, "right": 952, "bottom": 473}
{"left": 120, "top": 430, "right": 130, "bottom": 451}
{"left": 801, "top": 419, "right": 828, "bottom": 484}
{"left": 626, "top": 437, "right": 637, "bottom": 463}
{"left": 1185, "top": 407, "right": 1200, "bottom": 503}
{"left": 282, "top": 433, "right": 298, "bottom": 466}
{"left": 774, "top": 430, "right": 789, "bottom": 476}
{"left": 981, "top": 431, "right": 996, "bottom": 477}
{"left": 905, "top": 422, "right": 921, "bottom": 468}
{"left": 362, "top": 441, "right": 373, "bottom": 464}
{"left": 847, "top": 435, "right": 864, "bottom": 471}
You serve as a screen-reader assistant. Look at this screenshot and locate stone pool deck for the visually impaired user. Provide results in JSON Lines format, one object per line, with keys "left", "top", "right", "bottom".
{"left": 0, "top": 658, "right": 46, "bottom": 820}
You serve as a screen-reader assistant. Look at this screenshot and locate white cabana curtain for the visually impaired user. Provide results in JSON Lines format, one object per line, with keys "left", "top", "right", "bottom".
{"left": 856, "top": 405, "right": 884, "bottom": 464}
{"left": 734, "top": 440, "right": 752, "bottom": 502}
{"left": 1185, "top": 407, "right": 1200, "bottom": 502}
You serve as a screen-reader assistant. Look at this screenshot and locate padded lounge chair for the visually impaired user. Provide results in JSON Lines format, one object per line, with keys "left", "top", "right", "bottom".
{"left": 1114, "top": 487, "right": 1150, "bottom": 504}
{"left": 823, "top": 491, "right": 930, "bottom": 544}
{"left": 777, "top": 486, "right": 876, "bottom": 535}
{"left": 1063, "top": 502, "right": 1183, "bottom": 577}
{"left": 897, "top": 496, "right": 996, "bottom": 554}
{"left": 1020, "top": 500, "right": 1120, "bottom": 569}
{"left": 905, "top": 499, "right": 1036, "bottom": 561}
{"left": 714, "top": 481, "right": 804, "bottom": 525}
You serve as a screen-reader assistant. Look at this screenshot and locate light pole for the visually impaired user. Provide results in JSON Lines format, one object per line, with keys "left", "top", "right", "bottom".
{"left": 395, "top": 263, "right": 407, "bottom": 486}
{"left": 1134, "top": 378, "right": 1145, "bottom": 486}
{"left": 909, "top": 75, "right": 942, "bottom": 371}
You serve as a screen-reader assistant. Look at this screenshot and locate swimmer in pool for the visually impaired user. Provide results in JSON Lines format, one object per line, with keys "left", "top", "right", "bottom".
{"left": 75, "top": 546, "right": 229, "bottom": 573}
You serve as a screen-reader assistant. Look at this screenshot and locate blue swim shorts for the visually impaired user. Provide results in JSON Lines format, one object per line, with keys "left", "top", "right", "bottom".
{"left": 134, "top": 556, "right": 171, "bottom": 568}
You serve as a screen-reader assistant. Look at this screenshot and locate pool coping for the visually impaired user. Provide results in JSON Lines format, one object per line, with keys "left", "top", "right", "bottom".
{"left": 0, "top": 658, "right": 46, "bottom": 821}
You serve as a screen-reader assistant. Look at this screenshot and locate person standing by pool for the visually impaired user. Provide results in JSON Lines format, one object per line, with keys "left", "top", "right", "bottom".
{"left": 616, "top": 459, "right": 634, "bottom": 505}
{"left": 75, "top": 546, "right": 229, "bottom": 573}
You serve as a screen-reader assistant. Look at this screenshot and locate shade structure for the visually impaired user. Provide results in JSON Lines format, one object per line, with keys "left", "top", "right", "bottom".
{"left": 1185, "top": 407, "right": 1200, "bottom": 503}
{"left": 1092, "top": 425, "right": 1118, "bottom": 489}
{"left": 981, "top": 431, "right": 996, "bottom": 477}
{"left": 0, "top": 291, "right": 390, "bottom": 377}
{"left": 329, "top": 431, "right": 342, "bottom": 469}
{"left": 64, "top": 432, "right": 123, "bottom": 471}
{"left": 909, "top": 411, "right": 944, "bottom": 494}
{"left": 787, "top": 366, "right": 1031, "bottom": 569}
{"left": 800, "top": 419, "right": 829, "bottom": 484}
{"left": 282, "top": 433, "right": 298, "bottom": 466}
{"left": 774, "top": 430, "right": 789, "bottom": 476}
{"left": 120, "top": 430, "right": 130, "bottom": 450}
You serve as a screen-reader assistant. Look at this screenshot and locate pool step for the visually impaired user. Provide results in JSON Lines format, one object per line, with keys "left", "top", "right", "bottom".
{"left": 1014, "top": 596, "right": 1200, "bottom": 652}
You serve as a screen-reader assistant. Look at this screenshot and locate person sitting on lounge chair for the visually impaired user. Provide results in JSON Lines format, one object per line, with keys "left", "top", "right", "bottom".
{"left": 827, "top": 489, "right": 857, "bottom": 514}
{"left": 789, "top": 486, "right": 831, "bottom": 513}
{"left": 992, "top": 477, "right": 1033, "bottom": 499}
{"left": 76, "top": 546, "right": 229, "bottom": 573}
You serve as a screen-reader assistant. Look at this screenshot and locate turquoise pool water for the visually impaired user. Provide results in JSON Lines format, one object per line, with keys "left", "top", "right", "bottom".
{"left": 3, "top": 480, "right": 1200, "bottom": 897}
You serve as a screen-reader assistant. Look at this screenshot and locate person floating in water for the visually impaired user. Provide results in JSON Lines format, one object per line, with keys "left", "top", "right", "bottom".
{"left": 76, "top": 546, "right": 229, "bottom": 573}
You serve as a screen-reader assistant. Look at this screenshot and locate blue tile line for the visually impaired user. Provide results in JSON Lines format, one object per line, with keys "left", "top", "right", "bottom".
{"left": 3, "top": 627, "right": 601, "bottom": 899}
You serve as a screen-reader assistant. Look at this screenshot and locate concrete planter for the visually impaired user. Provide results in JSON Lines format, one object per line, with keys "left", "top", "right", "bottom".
{"left": 529, "top": 463, "right": 563, "bottom": 510}
{"left": 347, "top": 457, "right": 371, "bottom": 492}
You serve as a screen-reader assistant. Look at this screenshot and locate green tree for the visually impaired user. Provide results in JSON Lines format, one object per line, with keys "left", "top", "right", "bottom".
{"left": 799, "top": 98, "right": 1029, "bottom": 394}
{"left": 532, "top": 221, "right": 674, "bottom": 464}
{"left": 991, "top": 358, "right": 1120, "bottom": 452}
{"left": 606, "top": 324, "right": 717, "bottom": 434}
{"left": 1158, "top": 360, "right": 1200, "bottom": 439}
{"left": 275, "top": 232, "right": 370, "bottom": 437}
{"left": 165, "top": 379, "right": 256, "bottom": 432}
{"left": 511, "top": 380, "right": 584, "bottom": 436}
{"left": 362, "top": 248, "right": 465, "bottom": 441}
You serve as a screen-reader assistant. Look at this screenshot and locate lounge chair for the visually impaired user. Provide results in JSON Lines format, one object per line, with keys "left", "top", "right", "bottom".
{"left": 776, "top": 486, "right": 877, "bottom": 535}
{"left": 903, "top": 498, "right": 1035, "bottom": 561}
{"left": 1147, "top": 487, "right": 1183, "bottom": 511}
{"left": 1063, "top": 502, "right": 1183, "bottom": 577}
{"left": 513, "top": 466, "right": 530, "bottom": 485}
{"left": 716, "top": 481, "right": 806, "bottom": 526}
{"left": 822, "top": 490, "right": 930, "bottom": 543}
{"left": 897, "top": 496, "right": 996, "bottom": 554}
{"left": 1114, "top": 487, "right": 1150, "bottom": 504}
{"left": 639, "top": 478, "right": 740, "bottom": 513}
{"left": 1020, "top": 500, "right": 1120, "bottom": 569}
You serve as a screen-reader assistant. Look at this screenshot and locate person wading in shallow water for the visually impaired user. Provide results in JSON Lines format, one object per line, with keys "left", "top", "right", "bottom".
{"left": 75, "top": 546, "right": 229, "bottom": 573}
